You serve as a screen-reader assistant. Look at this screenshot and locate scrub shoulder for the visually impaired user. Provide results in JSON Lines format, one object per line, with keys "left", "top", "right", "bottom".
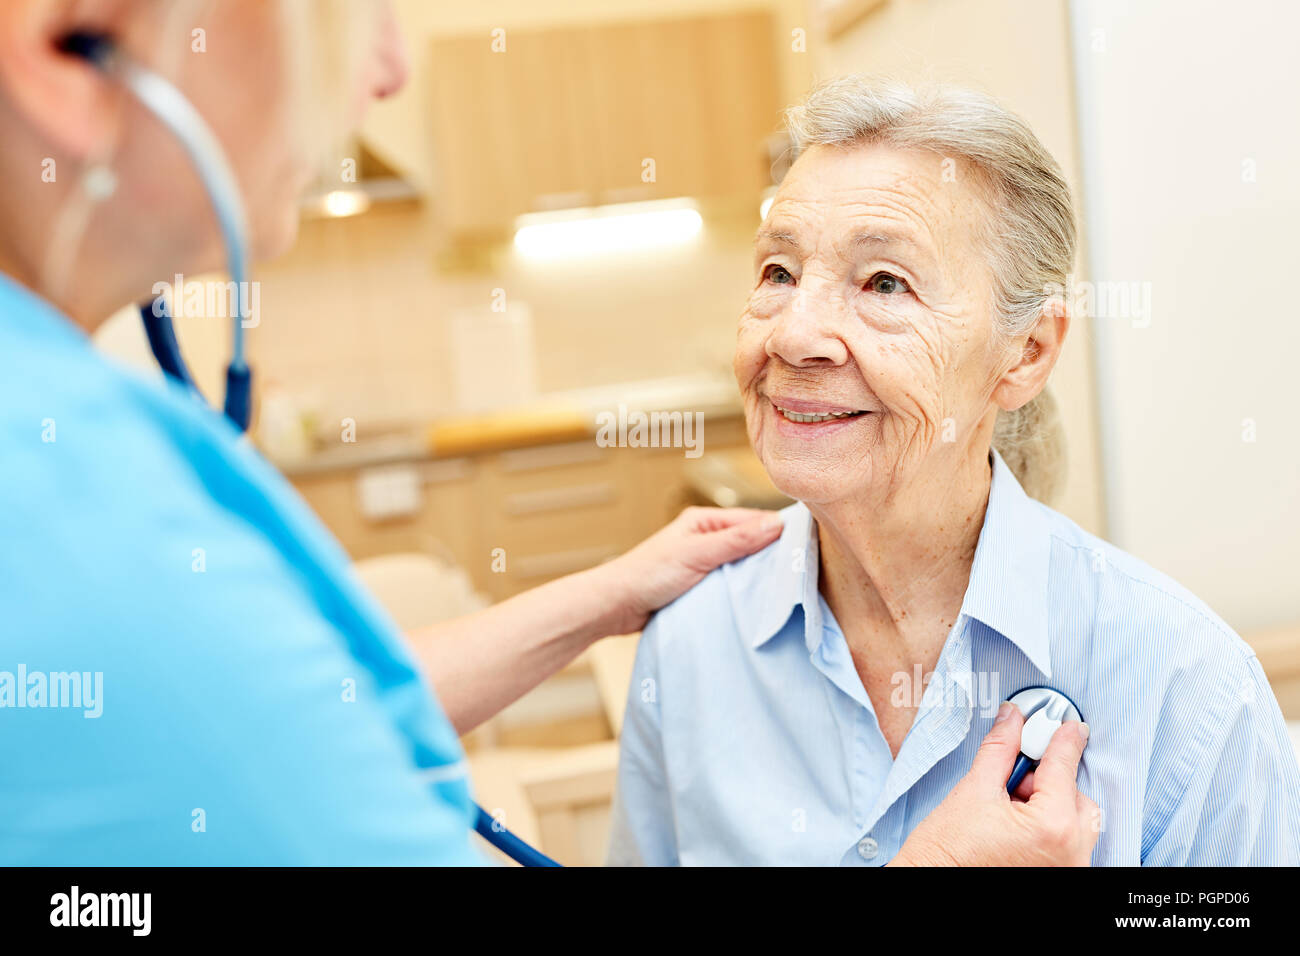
{"left": 0, "top": 287, "right": 482, "bottom": 865}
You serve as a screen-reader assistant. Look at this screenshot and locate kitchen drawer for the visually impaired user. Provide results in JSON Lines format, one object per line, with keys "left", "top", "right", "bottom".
{"left": 481, "top": 442, "right": 630, "bottom": 524}
{"left": 292, "top": 458, "right": 483, "bottom": 570}
{"left": 478, "top": 442, "right": 631, "bottom": 597}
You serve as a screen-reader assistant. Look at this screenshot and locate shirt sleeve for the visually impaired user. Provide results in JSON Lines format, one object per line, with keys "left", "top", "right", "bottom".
{"left": 1142, "top": 652, "right": 1300, "bottom": 865}
{"left": 605, "top": 620, "right": 680, "bottom": 866}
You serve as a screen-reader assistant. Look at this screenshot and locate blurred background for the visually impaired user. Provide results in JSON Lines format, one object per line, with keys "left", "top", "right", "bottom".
{"left": 95, "top": 0, "right": 1300, "bottom": 864}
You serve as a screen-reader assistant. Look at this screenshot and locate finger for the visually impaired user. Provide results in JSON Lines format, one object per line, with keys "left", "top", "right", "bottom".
{"left": 1012, "top": 769, "right": 1035, "bottom": 801}
{"left": 687, "top": 512, "right": 784, "bottom": 568}
{"left": 1028, "top": 720, "right": 1089, "bottom": 804}
{"left": 679, "top": 507, "right": 783, "bottom": 534}
{"left": 967, "top": 702, "right": 1025, "bottom": 793}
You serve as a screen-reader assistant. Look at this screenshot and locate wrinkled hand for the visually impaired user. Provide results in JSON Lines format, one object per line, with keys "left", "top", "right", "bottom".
{"left": 597, "top": 507, "right": 783, "bottom": 635}
{"left": 892, "top": 703, "right": 1100, "bottom": 866}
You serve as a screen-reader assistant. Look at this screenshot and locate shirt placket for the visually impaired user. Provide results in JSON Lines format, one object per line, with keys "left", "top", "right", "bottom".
{"left": 850, "top": 617, "right": 975, "bottom": 864}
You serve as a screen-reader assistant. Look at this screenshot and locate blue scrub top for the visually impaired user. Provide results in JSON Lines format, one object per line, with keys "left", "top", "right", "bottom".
{"left": 0, "top": 274, "right": 483, "bottom": 864}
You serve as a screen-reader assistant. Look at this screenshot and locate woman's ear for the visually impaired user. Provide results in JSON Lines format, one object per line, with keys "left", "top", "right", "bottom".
{"left": 0, "top": 0, "right": 130, "bottom": 160}
{"left": 992, "top": 298, "right": 1070, "bottom": 412}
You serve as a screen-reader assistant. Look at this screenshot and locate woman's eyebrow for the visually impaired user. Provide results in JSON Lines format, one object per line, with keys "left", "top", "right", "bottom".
{"left": 754, "top": 228, "right": 802, "bottom": 252}
{"left": 851, "top": 231, "right": 919, "bottom": 251}
{"left": 849, "top": 231, "right": 937, "bottom": 272}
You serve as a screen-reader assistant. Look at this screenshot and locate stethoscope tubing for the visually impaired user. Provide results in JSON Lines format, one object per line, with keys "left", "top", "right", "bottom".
{"left": 473, "top": 807, "right": 562, "bottom": 867}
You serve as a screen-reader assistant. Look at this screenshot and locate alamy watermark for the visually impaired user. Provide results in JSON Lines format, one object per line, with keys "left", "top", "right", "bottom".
{"left": 595, "top": 403, "right": 704, "bottom": 459}
{"left": 1047, "top": 273, "right": 1153, "bottom": 328}
{"left": 0, "top": 665, "right": 103, "bottom": 718}
{"left": 50, "top": 886, "right": 150, "bottom": 936}
{"left": 891, "top": 665, "right": 1002, "bottom": 718}
{"left": 152, "top": 274, "right": 260, "bottom": 328}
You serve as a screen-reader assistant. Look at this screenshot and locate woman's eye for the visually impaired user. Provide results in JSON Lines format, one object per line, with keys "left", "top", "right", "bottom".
{"left": 763, "top": 264, "right": 795, "bottom": 285}
{"left": 866, "top": 272, "right": 910, "bottom": 295}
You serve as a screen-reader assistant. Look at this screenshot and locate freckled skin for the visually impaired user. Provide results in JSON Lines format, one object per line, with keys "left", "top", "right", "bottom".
{"left": 734, "top": 142, "right": 1067, "bottom": 757}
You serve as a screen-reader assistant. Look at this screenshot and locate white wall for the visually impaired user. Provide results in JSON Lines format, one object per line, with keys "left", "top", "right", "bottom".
{"left": 1069, "top": 0, "right": 1300, "bottom": 632}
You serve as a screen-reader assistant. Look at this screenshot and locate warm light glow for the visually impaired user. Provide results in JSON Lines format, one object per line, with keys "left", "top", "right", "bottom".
{"left": 759, "top": 190, "right": 775, "bottom": 221}
{"left": 513, "top": 199, "right": 703, "bottom": 260}
{"left": 322, "top": 189, "right": 371, "bottom": 219}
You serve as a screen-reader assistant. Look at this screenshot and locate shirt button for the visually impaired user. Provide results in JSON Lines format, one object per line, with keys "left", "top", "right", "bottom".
{"left": 857, "top": 836, "right": 879, "bottom": 861}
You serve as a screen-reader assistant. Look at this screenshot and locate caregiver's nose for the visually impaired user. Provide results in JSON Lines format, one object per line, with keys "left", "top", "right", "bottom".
{"left": 369, "top": 2, "right": 409, "bottom": 99}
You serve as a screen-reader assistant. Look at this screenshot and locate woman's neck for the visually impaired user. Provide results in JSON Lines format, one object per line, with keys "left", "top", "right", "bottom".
{"left": 810, "top": 448, "right": 993, "bottom": 668}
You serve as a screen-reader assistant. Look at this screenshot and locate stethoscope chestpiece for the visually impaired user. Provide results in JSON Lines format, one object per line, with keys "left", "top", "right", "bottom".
{"left": 1003, "top": 686, "right": 1084, "bottom": 795}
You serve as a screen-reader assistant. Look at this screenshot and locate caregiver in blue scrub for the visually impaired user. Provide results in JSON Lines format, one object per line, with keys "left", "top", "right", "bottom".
{"left": 0, "top": 0, "right": 1094, "bottom": 865}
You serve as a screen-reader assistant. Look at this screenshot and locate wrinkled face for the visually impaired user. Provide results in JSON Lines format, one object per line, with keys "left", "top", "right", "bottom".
{"left": 735, "top": 142, "right": 1006, "bottom": 506}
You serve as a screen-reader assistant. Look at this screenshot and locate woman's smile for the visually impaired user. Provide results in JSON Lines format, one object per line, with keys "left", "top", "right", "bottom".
{"left": 765, "top": 394, "right": 875, "bottom": 438}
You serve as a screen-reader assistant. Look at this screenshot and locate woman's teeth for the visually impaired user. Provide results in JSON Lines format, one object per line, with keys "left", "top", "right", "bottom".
{"left": 775, "top": 405, "right": 864, "bottom": 423}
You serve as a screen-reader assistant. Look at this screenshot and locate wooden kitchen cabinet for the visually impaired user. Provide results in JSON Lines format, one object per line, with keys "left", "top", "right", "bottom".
{"left": 292, "top": 457, "right": 484, "bottom": 576}
{"left": 477, "top": 441, "right": 631, "bottom": 600}
{"left": 429, "top": 10, "right": 780, "bottom": 237}
{"left": 286, "top": 414, "right": 758, "bottom": 603}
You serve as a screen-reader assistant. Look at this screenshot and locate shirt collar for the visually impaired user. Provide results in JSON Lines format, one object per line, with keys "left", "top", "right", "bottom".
{"left": 748, "top": 501, "right": 824, "bottom": 654}
{"left": 959, "top": 448, "right": 1053, "bottom": 677}
{"left": 742, "top": 448, "right": 1052, "bottom": 678}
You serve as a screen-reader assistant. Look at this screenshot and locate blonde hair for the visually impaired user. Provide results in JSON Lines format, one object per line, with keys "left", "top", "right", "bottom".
{"left": 783, "top": 75, "right": 1075, "bottom": 503}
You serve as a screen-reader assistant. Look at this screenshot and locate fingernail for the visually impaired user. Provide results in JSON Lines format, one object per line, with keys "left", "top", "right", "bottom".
{"left": 1078, "top": 722, "right": 1090, "bottom": 741}
{"left": 994, "top": 701, "right": 1013, "bottom": 723}
{"left": 760, "top": 513, "right": 783, "bottom": 532}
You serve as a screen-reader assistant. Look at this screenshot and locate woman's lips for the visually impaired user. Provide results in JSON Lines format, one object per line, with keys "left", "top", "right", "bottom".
{"left": 767, "top": 396, "right": 873, "bottom": 430}
{"left": 769, "top": 395, "right": 871, "bottom": 420}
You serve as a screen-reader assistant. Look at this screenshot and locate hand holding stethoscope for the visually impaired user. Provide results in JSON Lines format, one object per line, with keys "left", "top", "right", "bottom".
{"left": 891, "top": 697, "right": 1099, "bottom": 867}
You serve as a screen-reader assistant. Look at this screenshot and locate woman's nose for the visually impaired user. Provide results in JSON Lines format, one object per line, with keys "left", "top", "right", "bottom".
{"left": 369, "top": 2, "right": 410, "bottom": 100}
{"left": 765, "top": 292, "right": 851, "bottom": 368}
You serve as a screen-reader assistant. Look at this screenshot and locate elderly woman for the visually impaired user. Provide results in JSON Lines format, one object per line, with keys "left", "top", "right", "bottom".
{"left": 608, "top": 76, "right": 1300, "bottom": 866}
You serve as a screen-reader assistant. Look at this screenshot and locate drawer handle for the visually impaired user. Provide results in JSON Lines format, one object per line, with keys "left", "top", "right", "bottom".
{"left": 504, "top": 482, "right": 616, "bottom": 516}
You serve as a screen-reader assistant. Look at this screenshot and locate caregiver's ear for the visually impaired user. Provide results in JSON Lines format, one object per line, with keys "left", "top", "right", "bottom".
{"left": 0, "top": 0, "right": 136, "bottom": 159}
{"left": 991, "top": 297, "right": 1070, "bottom": 412}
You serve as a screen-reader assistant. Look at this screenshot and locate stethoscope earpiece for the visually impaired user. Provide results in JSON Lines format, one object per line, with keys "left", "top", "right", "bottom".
{"left": 57, "top": 30, "right": 116, "bottom": 67}
{"left": 1003, "top": 686, "right": 1084, "bottom": 794}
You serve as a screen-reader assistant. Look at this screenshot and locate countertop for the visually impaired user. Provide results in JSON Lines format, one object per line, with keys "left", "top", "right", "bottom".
{"left": 268, "top": 373, "right": 745, "bottom": 477}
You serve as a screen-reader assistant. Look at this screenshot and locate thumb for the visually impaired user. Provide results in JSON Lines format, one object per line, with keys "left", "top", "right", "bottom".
{"left": 1028, "top": 720, "right": 1089, "bottom": 804}
{"left": 967, "top": 702, "right": 1025, "bottom": 793}
{"left": 689, "top": 512, "right": 783, "bottom": 569}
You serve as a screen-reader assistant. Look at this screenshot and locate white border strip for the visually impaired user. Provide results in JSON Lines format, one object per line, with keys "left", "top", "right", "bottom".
{"left": 1067, "top": 0, "right": 1124, "bottom": 545}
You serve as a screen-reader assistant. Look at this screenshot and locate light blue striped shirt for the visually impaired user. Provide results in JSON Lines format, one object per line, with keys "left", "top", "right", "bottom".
{"left": 608, "top": 449, "right": 1300, "bottom": 865}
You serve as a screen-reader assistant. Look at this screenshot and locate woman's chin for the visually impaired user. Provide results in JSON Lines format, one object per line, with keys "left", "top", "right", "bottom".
{"left": 762, "top": 460, "right": 861, "bottom": 506}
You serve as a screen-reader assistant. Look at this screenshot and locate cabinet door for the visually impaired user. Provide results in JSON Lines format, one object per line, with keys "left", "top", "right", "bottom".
{"left": 586, "top": 11, "right": 780, "bottom": 204}
{"left": 430, "top": 11, "right": 779, "bottom": 235}
{"left": 431, "top": 28, "right": 600, "bottom": 234}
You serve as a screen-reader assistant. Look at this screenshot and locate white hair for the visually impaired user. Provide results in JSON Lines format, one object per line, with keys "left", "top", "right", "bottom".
{"left": 782, "top": 75, "right": 1076, "bottom": 503}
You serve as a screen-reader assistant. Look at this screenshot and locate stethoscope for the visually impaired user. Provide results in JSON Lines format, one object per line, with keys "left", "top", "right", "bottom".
{"left": 1003, "top": 686, "right": 1085, "bottom": 794}
{"left": 60, "top": 30, "right": 559, "bottom": 868}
